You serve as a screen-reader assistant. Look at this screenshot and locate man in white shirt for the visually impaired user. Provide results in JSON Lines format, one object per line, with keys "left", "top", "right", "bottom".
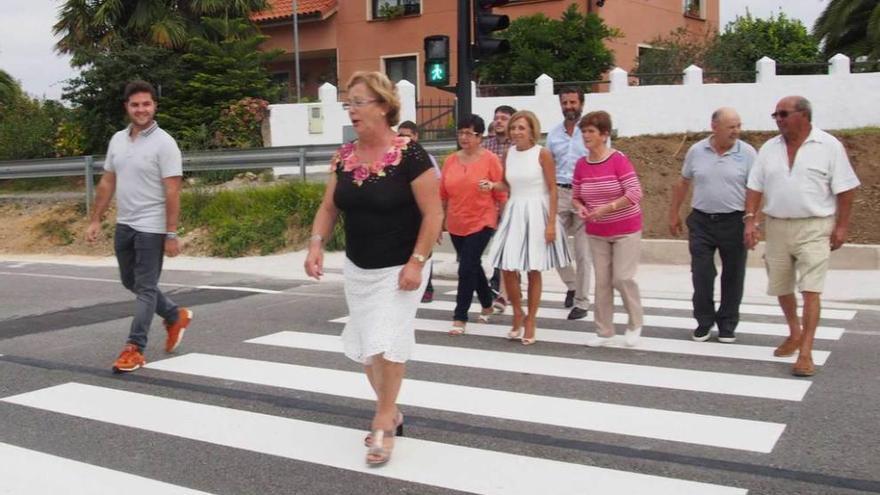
{"left": 744, "top": 96, "right": 860, "bottom": 377}
{"left": 86, "top": 80, "right": 193, "bottom": 373}
{"left": 546, "top": 87, "right": 592, "bottom": 320}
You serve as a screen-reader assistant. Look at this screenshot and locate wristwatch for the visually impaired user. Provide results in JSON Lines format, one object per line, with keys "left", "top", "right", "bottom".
{"left": 166, "top": 232, "right": 178, "bottom": 239}
{"left": 411, "top": 253, "right": 427, "bottom": 264}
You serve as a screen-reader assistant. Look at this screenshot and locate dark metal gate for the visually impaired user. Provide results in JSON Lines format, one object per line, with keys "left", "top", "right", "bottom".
{"left": 415, "top": 99, "right": 456, "bottom": 141}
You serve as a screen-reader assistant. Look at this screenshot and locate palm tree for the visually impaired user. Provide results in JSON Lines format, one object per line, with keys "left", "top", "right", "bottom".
{"left": 54, "top": 0, "right": 268, "bottom": 64}
{"left": 813, "top": 0, "right": 880, "bottom": 60}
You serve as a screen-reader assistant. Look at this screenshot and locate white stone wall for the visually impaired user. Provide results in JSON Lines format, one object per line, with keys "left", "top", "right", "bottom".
{"left": 268, "top": 79, "right": 417, "bottom": 147}
{"left": 269, "top": 54, "right": 880, "bottom": 149}
{"left": 472, "top": 55, "right": 880, "bottom": 137}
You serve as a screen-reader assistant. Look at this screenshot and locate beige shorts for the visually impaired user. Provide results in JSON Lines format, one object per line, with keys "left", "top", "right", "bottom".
{"left": 763, "top": 216, "right": 834, "bottom": 296}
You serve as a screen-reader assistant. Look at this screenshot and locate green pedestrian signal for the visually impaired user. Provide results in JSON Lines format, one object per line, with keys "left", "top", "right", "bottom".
{"left": 424, "top": 35, "right": 450, "bottom": 87}
{"left": 428, "top": 61, "right": 448, "bottom": 84}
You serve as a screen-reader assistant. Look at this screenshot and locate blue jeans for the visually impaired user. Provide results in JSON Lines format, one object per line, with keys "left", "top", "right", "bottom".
{"left": 114, "top": 224, "right": 179, "bottom": 350}
{"left": 450, "top": 227, "right": 495, "bottom": 322}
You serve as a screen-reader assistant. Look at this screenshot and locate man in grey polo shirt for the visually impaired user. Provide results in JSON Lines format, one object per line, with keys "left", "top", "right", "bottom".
{"left": 86, "top": 80, "right": 193, "bottom": 373}
{"left": 745, "top": 96, "right": 859, "bottom": 377}
{"left": 669, "top": 108, "right": 756, "bottom": 343}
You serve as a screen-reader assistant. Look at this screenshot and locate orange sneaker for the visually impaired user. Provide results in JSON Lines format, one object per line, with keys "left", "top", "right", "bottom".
{"left": 164, "top": 308, "right": 193, "bottom": 353}
{"left": 112, "top": 344, "right": 145, "bottom": 373}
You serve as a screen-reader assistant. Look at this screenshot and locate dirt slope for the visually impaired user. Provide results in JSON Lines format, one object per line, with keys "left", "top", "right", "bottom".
{"left": 1, "top": 130, "right": 877, "bottom": 256}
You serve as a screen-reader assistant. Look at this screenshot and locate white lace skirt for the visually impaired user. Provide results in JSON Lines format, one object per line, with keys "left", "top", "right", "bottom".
{"left": 488, "top": 196, "right": 572, "bottom": 272}
{"left": 342, "top": 257, "right": 431, "bottom": 365}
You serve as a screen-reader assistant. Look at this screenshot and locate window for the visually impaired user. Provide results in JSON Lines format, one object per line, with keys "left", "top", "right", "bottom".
{"left": 684, "top": 0, "right": 704, "bottom": 18}
{"left": 384, "top": 55, "right": 418, "bottom": 88}
{"left": 372, "top": 0, "right": 421, "bottom": 19}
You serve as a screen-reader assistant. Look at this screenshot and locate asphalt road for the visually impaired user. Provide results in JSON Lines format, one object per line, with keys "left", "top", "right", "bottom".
{"left": 0, "top": 260, "right": 878, "bottom": 495}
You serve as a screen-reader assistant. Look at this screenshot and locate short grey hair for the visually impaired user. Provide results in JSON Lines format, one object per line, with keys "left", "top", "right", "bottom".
{"left": 793, "top": 96, "right": 812, "bottom": 122}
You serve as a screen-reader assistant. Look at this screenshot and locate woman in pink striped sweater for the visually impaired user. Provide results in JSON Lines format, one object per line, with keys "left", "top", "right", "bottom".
{"left": 572, "top": 111, "right": 645, "bottom": 347}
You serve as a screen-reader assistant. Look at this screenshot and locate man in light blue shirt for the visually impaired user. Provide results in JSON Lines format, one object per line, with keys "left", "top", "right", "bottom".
{"left": 546, "top": 87, "right": 591, "bottom": 320}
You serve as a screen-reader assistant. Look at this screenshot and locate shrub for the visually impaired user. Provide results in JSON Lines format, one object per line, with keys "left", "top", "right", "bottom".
{"left": 180, "top": 181, "right": 344, "bottom": 257}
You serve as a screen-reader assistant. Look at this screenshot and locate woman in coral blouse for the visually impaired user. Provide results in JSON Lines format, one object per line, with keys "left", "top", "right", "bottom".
{"left": 441, "top": 114, "right": 508, "bottom": 335}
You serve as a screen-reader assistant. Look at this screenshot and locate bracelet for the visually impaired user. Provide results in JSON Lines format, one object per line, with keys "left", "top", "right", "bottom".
{"left": 309, "top": 234, "right": 323, "bottom": 243}
{"left": 742, "top": 212, "right": 756, "bottom": 223}
{"left": 166, "top": 232, "right": 178, "bottom": 239}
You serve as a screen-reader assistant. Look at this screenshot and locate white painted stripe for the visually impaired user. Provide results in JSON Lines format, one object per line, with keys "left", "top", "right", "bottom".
{"left": 248, "top": 331, "right": 811, "bottom": 401}
{"left": 195, "top": 285, "right": 283, "bottom": 294}
{"left": 145, "top": 354, "right": 784, "bottom": 453}
{"left": 0, "top": 271, "right": 283, "bottom": 294}
{"left": 443, "top": 290, "right": 856, "bottom": 320}
{"left": 0, "top": 441, "right": 214, "bottom": 495}
{"left": 424, "top": 300, "right": 844, "bottom": 340}
{"left": 331, "top": 317, "right": 830, "bottom": 366}
{"left": 2, "top": 383, "right": 746, "bottom": 495}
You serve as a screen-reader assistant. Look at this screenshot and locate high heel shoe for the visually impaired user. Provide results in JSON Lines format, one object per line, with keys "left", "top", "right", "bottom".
{"left": 507, "top": 313, "right": 524, "bottom": 340}
{"left": 477, "top": 308, "right": 493, "bottom": 324}
{"left": 364, "top": 411, "right": 403, "bottom": 447}
{"left": 366, "top": 428, "right": 396, "bottom": 466}
{"left": 521, "top": 316, "right": 537, "bottom": 345}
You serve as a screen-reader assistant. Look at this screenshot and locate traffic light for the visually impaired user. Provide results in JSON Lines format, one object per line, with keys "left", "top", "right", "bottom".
{"left": 473, "top": 0, "right": 510, "bottom": 60}
{"left": 424, "top": 35, "right": 450, "bottom": 87}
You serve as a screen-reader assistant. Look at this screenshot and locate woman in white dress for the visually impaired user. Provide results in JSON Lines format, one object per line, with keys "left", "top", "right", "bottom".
{"left": 487, "top": 110, "right": 571, "bottom": 344}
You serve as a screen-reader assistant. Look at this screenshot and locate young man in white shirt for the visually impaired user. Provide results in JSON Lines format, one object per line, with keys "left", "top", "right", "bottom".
{"left": 86, "top": 80, "right": 193, "bottom": 373}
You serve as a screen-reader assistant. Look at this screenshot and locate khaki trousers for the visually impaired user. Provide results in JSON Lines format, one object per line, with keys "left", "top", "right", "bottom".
{"left": 588, "top": 231, "right": 643, "bottom": 337}
{"left": 556, "top": 186, "right": 592, "bottom": 308}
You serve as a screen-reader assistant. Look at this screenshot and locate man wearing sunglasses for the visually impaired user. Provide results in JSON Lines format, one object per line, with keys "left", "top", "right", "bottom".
{"left": 744, "top": 96, "right": 860, "bottom": 377}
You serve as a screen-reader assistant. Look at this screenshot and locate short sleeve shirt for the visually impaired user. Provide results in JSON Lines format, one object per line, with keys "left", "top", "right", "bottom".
{"left": 747, "top": 128, "right": 860, "bottom": 218}
{"left": 546, "top": 122, "right": 587, "bottom": 185}
{"left": 440, "top": 150, "right": 507, "bottom": 236}
{"left": 333, "top": 139, "right": 434, "bottom": 269}
{"left": 682, "top": 138, "right": 756, "bottom": 213}
{"left": 104, "top": 122, "right": 183, "bottom": 233}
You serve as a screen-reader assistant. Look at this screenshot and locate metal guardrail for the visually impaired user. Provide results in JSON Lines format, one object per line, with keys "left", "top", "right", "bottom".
{"left": 0, "top": 140, "right": 459, "bottom": 215}
{"left": 0, "top": 140, "right": 458, "bottom": 180}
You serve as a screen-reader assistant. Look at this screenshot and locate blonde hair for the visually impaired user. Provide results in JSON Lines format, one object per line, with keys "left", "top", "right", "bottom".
{"left": 509, "top": 110, "right": 541, "bottom": 145}
{"left": 346, "top": 71, "right": 401, "bottom": 126}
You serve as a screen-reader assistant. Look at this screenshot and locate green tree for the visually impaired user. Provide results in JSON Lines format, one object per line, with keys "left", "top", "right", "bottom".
{"left": 0, "top": 93, "right": 70, "bottom": 160}
{"left": 158, "top": 17, "right": 282, "bottom": 147}
{"left": 705, "top": 13, "right": 822, "bottom": 82}
{"left": 475, "top": 4, "right": 619, "bottom": 92}
{"left": 633, "top": 28, "right": 715, "bottom": 85}
{"left": 54, "top": 0, "right": 268, "bottom": 65}
{"left": 62, "top": 43, "right": 183, "bottom": 154}
{"left": 813, "top": 0, "right": 880, "bottom": 60}
{"left": 0, "top": 69, "right": 20, "bottom": 106}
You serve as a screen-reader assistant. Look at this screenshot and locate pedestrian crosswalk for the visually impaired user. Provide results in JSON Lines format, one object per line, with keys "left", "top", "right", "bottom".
{"left": 0, "top": 288, "right": 853, "bottom": 494}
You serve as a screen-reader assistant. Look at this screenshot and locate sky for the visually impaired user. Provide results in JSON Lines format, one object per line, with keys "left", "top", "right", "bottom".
{"left": 0, "top": 0, "right": 832, "bottom": 101}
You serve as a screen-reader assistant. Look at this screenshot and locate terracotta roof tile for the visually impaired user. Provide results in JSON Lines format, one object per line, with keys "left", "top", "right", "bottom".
{"left": 251, "top": 0, "right": 336, "bottom": 22}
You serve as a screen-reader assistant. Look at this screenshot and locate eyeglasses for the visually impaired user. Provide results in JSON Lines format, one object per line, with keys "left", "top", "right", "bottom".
{"left": 342, "top": 99, "right": 377, "bottom": 111}
{"left": 457, "top": 130, "right": 481, "bottom": 138}
{"left": 771, "top": 109, "right": 803, "bottom": 120}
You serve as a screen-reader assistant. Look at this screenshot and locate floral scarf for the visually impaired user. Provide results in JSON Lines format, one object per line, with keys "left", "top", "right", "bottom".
{"left": 331, "top": 136, "right": 411, "bottom": 186}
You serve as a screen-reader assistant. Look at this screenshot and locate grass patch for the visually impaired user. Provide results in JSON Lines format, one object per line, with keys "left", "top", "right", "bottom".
{"left": 181, "top": 181, "right": 345, "bottom": 257}
{"left": 37, "top": 218, "right": 75, "bottom": 245}
{"left": 0, "top": 177, "right": 82, "bottom": 193}
{"left": 834, "top": 126, "right": 880, "bottom": 136}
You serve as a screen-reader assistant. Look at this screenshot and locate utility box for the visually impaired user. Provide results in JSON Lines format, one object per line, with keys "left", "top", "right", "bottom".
{"left": 308, "top": 105, "right": 323, "bottom": 134}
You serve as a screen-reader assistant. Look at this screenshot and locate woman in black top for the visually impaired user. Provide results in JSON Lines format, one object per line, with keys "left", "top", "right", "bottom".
{"left": 304, "top": 71, "right": 443, "bottom": 466}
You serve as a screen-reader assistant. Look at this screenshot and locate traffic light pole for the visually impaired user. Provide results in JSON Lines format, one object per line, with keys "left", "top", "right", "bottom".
{"left": 456, "top": 0, "right": 472, "bottom": 122}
